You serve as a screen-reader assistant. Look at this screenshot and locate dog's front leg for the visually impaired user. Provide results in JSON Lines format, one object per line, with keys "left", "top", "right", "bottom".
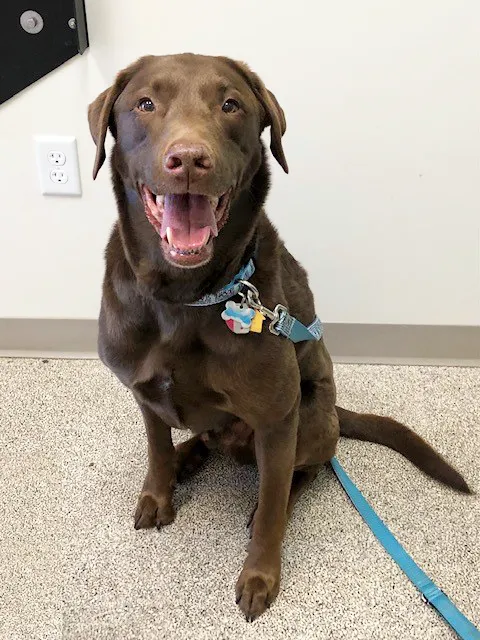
{"left": 134, "top": 404, "right": 176, "bottom": 529}
{"left": 236, "top": 402, "right": 299, "bottom": 621}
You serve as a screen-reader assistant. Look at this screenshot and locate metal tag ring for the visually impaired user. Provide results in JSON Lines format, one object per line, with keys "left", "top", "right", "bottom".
{"left": 239, "top": 280, "right": 259, "bottom": 298}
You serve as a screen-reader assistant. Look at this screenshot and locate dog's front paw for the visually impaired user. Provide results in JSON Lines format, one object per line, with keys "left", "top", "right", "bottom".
{"left": 134, "top": 492, "right": 175, "bottom": 530}
{"left": 235, "top": 566, "right": 280, "bottom": 622}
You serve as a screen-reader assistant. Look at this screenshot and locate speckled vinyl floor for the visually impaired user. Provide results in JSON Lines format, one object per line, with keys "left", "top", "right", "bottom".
{"left": 0, "top": 359, "right": 478, "bottom": 639}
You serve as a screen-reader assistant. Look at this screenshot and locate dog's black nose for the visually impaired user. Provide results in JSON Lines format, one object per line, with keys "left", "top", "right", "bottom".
{"left": 164, "top": 144, "right": 213, "bottom": 179}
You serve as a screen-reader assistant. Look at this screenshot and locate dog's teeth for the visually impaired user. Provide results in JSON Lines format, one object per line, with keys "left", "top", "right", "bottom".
{"left": 169, "top": 243, "right": 202, "bottom": 257}
{"left": 166, "top": 227, "right": 173, "bottom": 245}
{"left": 155, "top": 194, "right": 164, "bottom": 206}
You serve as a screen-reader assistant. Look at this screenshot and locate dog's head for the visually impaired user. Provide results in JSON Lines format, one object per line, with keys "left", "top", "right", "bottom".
{"left": 88, "top": 54, "right": 288, "bottom": 269}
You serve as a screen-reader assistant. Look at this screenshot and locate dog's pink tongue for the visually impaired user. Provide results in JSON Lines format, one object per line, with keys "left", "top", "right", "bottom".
{"left": 160, "top": 194, "right": 218, "bottom": 249}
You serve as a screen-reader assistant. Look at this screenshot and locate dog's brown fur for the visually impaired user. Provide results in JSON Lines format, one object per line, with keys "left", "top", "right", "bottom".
{"left": 89, "top": 53, "right": 470, "bottom": 622}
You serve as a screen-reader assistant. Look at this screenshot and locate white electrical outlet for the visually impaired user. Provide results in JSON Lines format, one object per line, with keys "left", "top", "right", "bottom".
{"left": 35, "top": 135, "right": 82, "bottom": 195}
{"left": 48, "top": 151, "right": 66, "bottom": 166}
{"left": 50, "top": 169, "right": 68, "bottom": 184}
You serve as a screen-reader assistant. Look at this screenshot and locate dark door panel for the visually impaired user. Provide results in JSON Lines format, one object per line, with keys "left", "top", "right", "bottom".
{"left": 0, "top": 1, "right": 88, "bottom": 104}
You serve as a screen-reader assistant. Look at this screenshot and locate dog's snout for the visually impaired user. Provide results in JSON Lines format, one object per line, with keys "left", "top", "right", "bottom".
{"left": 164, "top": 144, "right": 213, "bottom": 178}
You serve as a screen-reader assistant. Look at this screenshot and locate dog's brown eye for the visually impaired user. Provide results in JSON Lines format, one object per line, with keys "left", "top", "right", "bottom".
{"left": 137, "top": 98, "right": 155, "bottom": 112}
{"left": 222, "top": 99, "right": 240, "bottom": 114}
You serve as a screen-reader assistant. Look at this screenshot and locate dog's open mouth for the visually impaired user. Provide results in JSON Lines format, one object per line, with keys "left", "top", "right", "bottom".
{"left": 141, "top": 186, "right": 232, "bottom": 267}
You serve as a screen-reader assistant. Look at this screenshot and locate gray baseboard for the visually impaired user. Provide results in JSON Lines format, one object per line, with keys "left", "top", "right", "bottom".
{"left": 0, "top": 318, "right": 99, "bottom": 359}
{"left": 0, "top": 318, "right": 479, "bottom": 365}
{"left": 323, "top": 323, "right": 479, "bottom": 366}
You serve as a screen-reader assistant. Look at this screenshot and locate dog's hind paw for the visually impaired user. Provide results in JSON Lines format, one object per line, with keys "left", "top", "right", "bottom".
{"left": 175, "top": 435, "right": 210, "bottom": 483}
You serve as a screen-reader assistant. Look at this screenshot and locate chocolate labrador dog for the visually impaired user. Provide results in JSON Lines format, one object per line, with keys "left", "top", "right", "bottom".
{"left": 89, "top": 53, "right": 470, "bottom": 621}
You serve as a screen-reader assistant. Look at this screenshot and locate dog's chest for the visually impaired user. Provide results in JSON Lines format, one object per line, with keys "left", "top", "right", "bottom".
{"left": 132, "top": 327, "right": 233, "bottom": 432}
{"left": 126, "top": 302, "right": 277, "bottom": 431}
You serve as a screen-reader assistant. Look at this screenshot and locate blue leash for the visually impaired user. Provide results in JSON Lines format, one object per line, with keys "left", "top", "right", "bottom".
{"left": 330, "top": 457, "right": 480, "bottom": 640}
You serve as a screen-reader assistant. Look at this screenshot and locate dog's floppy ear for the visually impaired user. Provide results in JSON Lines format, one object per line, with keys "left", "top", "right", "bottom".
{"left": 88, "top": 71, "right": 132, "bottom": 179}
{"left": 88, "top": 58, "right": 149, "bottom": 179}
{"left": 258, "top": 88, "right": 288, "bottom": 174}
{"left": 221, "top": 58, "right": 289, "bottom": 173}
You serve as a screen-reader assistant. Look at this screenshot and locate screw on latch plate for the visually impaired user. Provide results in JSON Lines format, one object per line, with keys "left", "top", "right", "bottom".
{"left": 20, "top": 10, "right": 44, "bottom": 34}
{"left": 68, "top": 18, "right": 77, "bottom": 29}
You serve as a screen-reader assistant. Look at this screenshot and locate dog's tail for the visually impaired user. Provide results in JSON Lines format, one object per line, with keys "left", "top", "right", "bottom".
{"left": 336, "top": 406, "right": 471, "bottom": 494}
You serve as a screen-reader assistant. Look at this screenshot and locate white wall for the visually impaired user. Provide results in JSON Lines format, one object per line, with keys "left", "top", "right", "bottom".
{"left": 1, "top": 0, "right": 479, "bottom": 325}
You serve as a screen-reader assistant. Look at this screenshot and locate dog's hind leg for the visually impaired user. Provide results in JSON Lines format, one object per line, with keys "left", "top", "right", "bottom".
{"left": 247, "top": 464, "right": 322, "bottom": 536}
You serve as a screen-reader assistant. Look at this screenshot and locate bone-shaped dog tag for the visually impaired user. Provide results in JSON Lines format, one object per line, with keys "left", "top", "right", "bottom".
{"left": 221, "top": 301, "right": 255, "bottom": 334}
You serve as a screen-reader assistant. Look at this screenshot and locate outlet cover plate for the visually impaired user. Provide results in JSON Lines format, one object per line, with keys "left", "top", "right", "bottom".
{"left": 35, "top": 135, "right": 82, "bottom": 196}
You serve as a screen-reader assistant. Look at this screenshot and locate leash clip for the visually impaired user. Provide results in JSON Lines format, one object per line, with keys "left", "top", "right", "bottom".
{"left": 239, "top": 280, "right": 286, "bottom": 335}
